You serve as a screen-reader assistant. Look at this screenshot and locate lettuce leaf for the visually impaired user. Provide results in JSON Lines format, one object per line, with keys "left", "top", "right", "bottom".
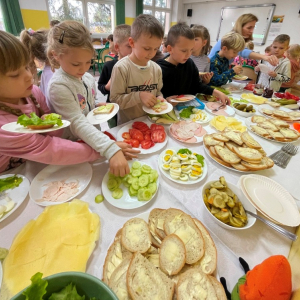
{"left": 195, "top": 154, "right": 205, "bottom": 166}
{"left": 17, "top": 113, "right": 63, "bottom": 127}
{"left": 23, "top": 272, "right": 48, "bottom": 300}
{"left": 49, "top": 283, "right": 85, "bottom": 300}
{"left": 177, "top": 149, "right": 192, "bottom": 155}
{"left": 179, "top": 106, "right": 194, "bottom": 119}
{"left": 0, "top": 175, "right": 23, "bottom": 192}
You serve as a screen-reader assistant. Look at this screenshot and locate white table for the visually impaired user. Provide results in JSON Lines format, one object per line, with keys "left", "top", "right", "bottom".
{"left": 0, "top": 100, "right": 299, "bottom": 293}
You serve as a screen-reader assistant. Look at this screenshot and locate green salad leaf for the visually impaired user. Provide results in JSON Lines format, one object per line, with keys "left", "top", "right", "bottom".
{"left": 177, "top": 149, "right": 192, "bottom": 155}
{"left": 49, "top": 283, "right": 85, "bottom": 300}
{"left": 0, "top": 175, "right": 23, "bottom": 193}
{"left": 179, "top": 106, "right": 194, "bottom": 119}
{"left": 230, "top": 98, "right": 248, "bottom": 106}
{"left": 17, "top": 113, "right": 63, "bottom": 127}
{"left": 195, "top": 154, "right": 205, "bottom": 167}
{"left": 23, "top": 272, "right": 48, "bottom": 300}
{"left": 211, "top": 86, "right": 230, "bottom": 95}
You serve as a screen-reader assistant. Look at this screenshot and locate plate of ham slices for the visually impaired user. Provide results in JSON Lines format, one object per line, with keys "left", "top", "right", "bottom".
{"left": 205, "top": 102, "right": 235, "bottom": 117}
{"left": 169, "top": 120, "right": 213, "bottom": 143}
{"left": 29, "top": 163, "right": 92, "bottom": 206}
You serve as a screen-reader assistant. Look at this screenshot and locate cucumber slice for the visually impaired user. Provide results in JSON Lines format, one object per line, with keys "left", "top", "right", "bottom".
{"left": 108, "top": 173, "right": 116, "bottom": 179}
{"left": 138, "top": 174, "right": 149, "bottom": 187}
{"left": 141, "top": 164, "right": 152, "bottom": 174}
{"left": 132, "top": 169, "right": 142, "bottom": 177}
{"left": 148, "top": 173, "right": 154, "bottom": 183}
{"left": 95, "top": 194, "right": 104, "bottom": 203}
{"left": 131, "top": 178, "right": 139, "bottom": 190}
{"left": 127, "top": 175, "right": 133, "bottom": 184}
{"left": 129, "top": 185, "right": 138, "bottom": 196}
{"left": 148, "top": 182, "right": 157, "bottom": 194}
{"left": 150, "top": 170, "right": 158, "bottom": 181}
{"left": 142, "top": 188, "right": 152, "bottom": 201}
{"left": 137, "top": 188, "right": 145, "bottom": 201}
{"left": 132, "top": 161, "right": 141, "bottom": 169}
{"left": 107, "top": 178, "right": 118, "bottom": 191}
{"left": 115, "top": 177, "right": 122, "bottom": 186}
{"left": 112, "top": 188, "right": 123, "bottom": 199}
{"left": 123, "top": 181, "right": 130, "bottom": 188}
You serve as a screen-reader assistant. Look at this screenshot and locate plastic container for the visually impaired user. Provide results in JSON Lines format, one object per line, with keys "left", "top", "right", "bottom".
{"left": 11, "top": 272, "right": 118, "bottom": 300}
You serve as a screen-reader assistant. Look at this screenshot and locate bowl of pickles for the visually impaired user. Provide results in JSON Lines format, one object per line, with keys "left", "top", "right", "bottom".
{"left": 202, "top": 176, "right": 256, "bottom": 230}
{"left": 232, "top": 103, "right": 256, "bottom": 117}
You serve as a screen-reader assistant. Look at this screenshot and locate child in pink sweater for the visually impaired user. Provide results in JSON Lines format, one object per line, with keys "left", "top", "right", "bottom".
{"left": 0, "top": 31, "right": 135, "bottom": 174}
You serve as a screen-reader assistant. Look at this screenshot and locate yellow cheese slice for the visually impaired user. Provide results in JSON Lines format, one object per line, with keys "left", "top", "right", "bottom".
{"left": 1, "top": 199, "right": 100, "bottom": 297}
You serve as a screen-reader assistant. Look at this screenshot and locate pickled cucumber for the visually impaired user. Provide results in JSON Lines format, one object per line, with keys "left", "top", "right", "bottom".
{"left": 236, "top": 104, "right": 247, "bottom": 110}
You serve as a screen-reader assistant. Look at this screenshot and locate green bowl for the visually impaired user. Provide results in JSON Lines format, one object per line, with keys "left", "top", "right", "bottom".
{"left": 11, "top": 272, "right": 118, "bottom": 300}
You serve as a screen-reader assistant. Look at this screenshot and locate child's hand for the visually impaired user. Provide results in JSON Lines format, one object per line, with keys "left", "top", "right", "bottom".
{"left": 265, "top": 55, "right": 279, "bottom": 66}
{"left": 105, "top": 79, "right": 111, "bottom": 91}
{"left": 140, "top": 91, "right": 157, "bottom": 107}
{"left": 202, "top": 72, "right": 213, "bottom": 84}
{"left": 268, "top": 70, "right": 277, "bottom": 78}
{"left": 109, "top": 150, "right": 130, "bottom": 177}
{"left": 166, "top": 95, "right": 179, "bottom": 107}
{"left": 233, "top": 65, "right": 243, "bottom": 74}
{"left": 254, "top": 66, "right": 260, "bottom": 72}
{"left": 116, "top": 141, "right": 140, "bottom": 160}
{"left": 212, "top": 90, "right": 231, "bottom": 105}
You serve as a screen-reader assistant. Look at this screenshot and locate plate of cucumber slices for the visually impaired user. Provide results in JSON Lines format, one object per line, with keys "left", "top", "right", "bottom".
{"left": 102, "top": 161, "right": 159, "bottom": 209}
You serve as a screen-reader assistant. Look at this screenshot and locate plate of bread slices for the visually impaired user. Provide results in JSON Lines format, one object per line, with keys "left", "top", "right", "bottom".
{"left": 245, "top": 115, "right": 300, "bottom": 143}
{"left": 102, "top": 208, "right": 226, "bottom": 300}
{"left": 87, "top": 103, "right": 119, "bottom": 125}
{"left": 203, "top": 131, "right": 274, "bottom": 172}
{"left": 258, "top": 104, "right": 300, "bottom": 122}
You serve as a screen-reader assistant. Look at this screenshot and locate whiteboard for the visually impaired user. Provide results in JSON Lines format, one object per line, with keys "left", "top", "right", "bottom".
{"left": 217, "top": 4, "right": 276, "bottom": 46}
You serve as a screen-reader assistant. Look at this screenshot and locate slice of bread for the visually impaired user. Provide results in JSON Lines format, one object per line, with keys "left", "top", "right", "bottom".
{"left": 27, "top": 124, "right": 55, "bottom": 130}
{"left": 231, "top": 162, "right": 249, "bottom": 171}
{"left": 215, "top": 145, "right": 241, "bottom": 164}
{"left": 154, "top": 209, "right": 169, "bottom": 240}
{"left": 93, "top": 104, "right": 114, "bottom": 114}
{"left": 250, "top": 125, "right": 269, "bottom": 137}
{"left": 257, "top": 121, "right": 279, "bottom": 132}
{"left": 241, "top": 132, "right": 261, "bottom": 149}
{"left": 212, "top": 133, "right": 229, "bottom": 142}
{"left": 209, "top": 146, "right": 220, "bottom": 158}
{"left": 209, "top": 276, "right": 227, "bottom": 300}
{"left": 269, "top": 118, "right": 290, "bottom": 128}
{"left": 148, "top": 208, "right": 163, "bottom": 248}
{"left": 163, "top": 209, "right": 204, "bottom": 264}
{"left": 225, "top": 141, "right": 240, "bottom": 153}
{"left": 159, "top": 234, "right": 186, "bottom": 275}
{"left": 261, "top": 108, "right": 273, "bottom": 116}
{"left": 251, "top": 115, "right": 266, "bottom": 123}
{"left": 233, "top": 147, "right": 262, "bottom": 162}
{"left": 121, "top": 218, "right": 151, "bottom": 253}
{"left": 262, "top": 157, "right": 274, "bottom": 169}
{"left": 176, "top": 268, "right": 218, "bottom": 300}
{"left": 203, "top": 135, "right": 224, "bottom": 148}
{"left": 240, "top": 160, "right": 268, "bottom": 170}
{"left": 267, "top": 130, "right": 286, "bottom": 141}
{"left": 103, "top": 236, "right": 133, "bottom": 284}
{"left": 257, "top": 148, "right": 267, "bottom": 157}
{"left": 193, "top": 219, "right": 217, "bottom": 275}
{"left": 222, "top": 131, "right": 243, "bottom": 146}
{"left": 109, "top": 256, "right": 131, "bottom": 300}
{"left": 272, "top": 110, "right": 290, "bottom": 119}
{"left": 210, "top": 153, "right": 233, "bottom": 167}
{"left": 127, "top": 253, "right": 175, "bottom": 300}
{"left": 279, "top": 128, "right": 299, "bottom": 140}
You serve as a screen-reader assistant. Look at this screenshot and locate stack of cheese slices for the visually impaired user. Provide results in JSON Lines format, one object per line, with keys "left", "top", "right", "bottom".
{"left": 204, "top": 130, "right": 274, "bottom": 171}
{"left": 250, "top": 115, "right": 300, "bottom": 142}
{"left": 102, "top": 208, "right": 226, "bottom": 300}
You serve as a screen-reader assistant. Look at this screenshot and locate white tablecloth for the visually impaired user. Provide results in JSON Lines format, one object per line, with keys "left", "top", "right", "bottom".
{"left": 1, "top": 105, "right": 299, "bottom": 292}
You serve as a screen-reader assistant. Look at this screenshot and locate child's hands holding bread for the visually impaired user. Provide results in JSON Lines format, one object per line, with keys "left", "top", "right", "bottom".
{"left": 233, "top": 65, "right": 243, "bottom": 74}
{"left": 140, "top": 91, "right": 158, "bottom": 107}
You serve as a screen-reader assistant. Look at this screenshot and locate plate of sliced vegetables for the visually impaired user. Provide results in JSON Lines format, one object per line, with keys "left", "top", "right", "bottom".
{"left": 102, "top": 161, "right": 159, "bottom": 209}
{"left": 177, "top": 106, "right": 212, "bottom": 124}
{"left": 158, "top": 148, "right": 207, "bottom": 185}
{"left": 0, "top": 174, "right": 30, "bottom": 222}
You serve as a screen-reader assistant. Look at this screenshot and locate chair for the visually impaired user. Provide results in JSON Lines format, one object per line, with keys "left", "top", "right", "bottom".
{"left": 98, "top": 48, "right": 110, "bottom": 72}
{"left": 242, "top": 65, "right": 257, "bottom": 82}
{"left": 104, "top": 55, "right": 114, "bottom": 62}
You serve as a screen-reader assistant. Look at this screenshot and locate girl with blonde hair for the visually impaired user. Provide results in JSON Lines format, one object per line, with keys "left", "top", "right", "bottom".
{"left": 209, "top": 13, "right": 278, "bottom": 66}
{"left": 47, "top": 20, "right": 138, "bottom": 177}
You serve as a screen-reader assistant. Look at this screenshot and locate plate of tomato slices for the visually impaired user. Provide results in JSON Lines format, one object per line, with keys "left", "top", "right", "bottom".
{"left": 117, "top": 120, "right": 168, "bottom": 154}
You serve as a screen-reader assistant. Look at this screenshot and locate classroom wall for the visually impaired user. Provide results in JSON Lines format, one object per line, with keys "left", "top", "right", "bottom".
{"left": 19, "top": 0, "right": 50, "bottom": 30}
{"left": 125, "top": 0, "right": 136, "bottom": 25}
{"left": 181, "top": 0, "right": 300, "bottom": 53}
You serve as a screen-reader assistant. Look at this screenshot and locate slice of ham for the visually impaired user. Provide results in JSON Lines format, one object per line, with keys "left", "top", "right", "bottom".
{"left": 170, "top": 121, "right": 203, "bottom": 142}
{"left": 206, "top": 102, "right": 229, "bottom": 116}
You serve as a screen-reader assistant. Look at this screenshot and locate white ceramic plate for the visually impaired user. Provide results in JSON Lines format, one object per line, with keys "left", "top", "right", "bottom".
{"left": 233, "top": 75, "right": 248, "bottom": 81}
{"left": 221, "top": 83, "right": 246, "bottom": 94}
{"left": 116, "top": 120, "right": 168, "bottom": 154}
{"left": 239, "top": 175, "right": 300, "bottom": 227}
{"left": 142, "top": 102, "right": 173, "bottom": 115}
{"left": 102, "top": 161, "right": 158, "bottom": 209}
{"left": 202, "top": 181, "right": 256, "bottom": 230}
{"left": 244, "top": 117, "right": 298, "bottom": 144}
{"left": 170, "top": 94, "right": 195, "bottom": 103}
{"left": 258, "top": 64, "right": 271, "bottom": 74}
{"left": 29, "top": 163, "right": 92, "bottom": 206}
{"left": 158, "top": 148, "right": 207, "bottom": 184}
{"left": 258, "top": 104, "right": 295, "bottom": 121}
{"left": 203, "top": 146, "right": 251, "bottom": 173}
{"left": 176, "top": 108, "right": 212, "bottom": 124}
{"left": 87, "top": 103, "right": 119, "bottom": 125}
{"left": 0, "top": 174, "right": 30, "bottom": 222}
{"left": 205, "top": 103, "right": 235, "bottom": 117}
{"left": 232, "top": 106, "right": 256, "bottom": 118}
{"left": 1, "top": 120, "right": 70, "bottom": 134}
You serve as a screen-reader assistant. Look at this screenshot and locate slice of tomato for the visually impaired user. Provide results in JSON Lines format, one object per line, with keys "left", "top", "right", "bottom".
{"left": 132, "top": 121, "right": 150, "bottom": 133}
{"left": 144, "top": 133, "right": 152, "bottom": 141}
{"left": 140, "top": 140, "right": 152, "bottom": 149}
{"left": 150, "top": 124, "right": 165, "bottom": 131}
{"left": 130, "top": 139, "right": 140, "bottom": 148}
{"left": 129, "top": 128, "right": 144, "bottom": 142}
{"left": 151, "top": 129, "right": 166, "bottom": 143}
{"left": 122, "top": 132, "right": 131, "bottom": 140}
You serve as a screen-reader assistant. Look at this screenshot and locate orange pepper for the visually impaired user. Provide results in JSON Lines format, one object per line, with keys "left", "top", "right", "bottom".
{"left": 293, "top": 123, "right": 300, "bottom": 133}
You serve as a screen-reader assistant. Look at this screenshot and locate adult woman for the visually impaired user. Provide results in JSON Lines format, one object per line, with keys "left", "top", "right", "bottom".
{"left": 209, "top": 14, "right": 278, "bottom": 66}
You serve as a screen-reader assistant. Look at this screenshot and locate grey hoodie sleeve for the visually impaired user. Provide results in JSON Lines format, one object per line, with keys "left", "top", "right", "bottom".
{"left": 48, "top": 82, "right": 120, "bottom": 160}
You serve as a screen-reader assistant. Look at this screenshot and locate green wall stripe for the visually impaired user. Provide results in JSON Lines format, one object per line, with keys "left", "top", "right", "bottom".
{"left": 116, "top": 0, "right": 125, "bottom": 25}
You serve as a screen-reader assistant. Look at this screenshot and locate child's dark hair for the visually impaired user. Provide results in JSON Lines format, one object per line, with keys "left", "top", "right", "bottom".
{"left": 273, "top": 34, "right": 290, "bottom": 45}
{"left": 107, "top": 34, "right": 113, "bottom": 42}
{"left": 131, "top": 14, "right": 164, "bottom": 41}
{"left": 191, "top": 24, "right": 210, "bottom": 55}
{"left": 166, "top": 22, "right": 194, "bottom": 47}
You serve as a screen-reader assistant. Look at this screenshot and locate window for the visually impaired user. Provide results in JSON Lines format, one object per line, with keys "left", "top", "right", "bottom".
{"left": 47, "top": 0, "right": 114, "bottom": 36}
{"left": 0, "top": 5, "right": 5, "bottom": 31}
{"left": 143, "top": 0, "right": 171, "bottom": 33}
